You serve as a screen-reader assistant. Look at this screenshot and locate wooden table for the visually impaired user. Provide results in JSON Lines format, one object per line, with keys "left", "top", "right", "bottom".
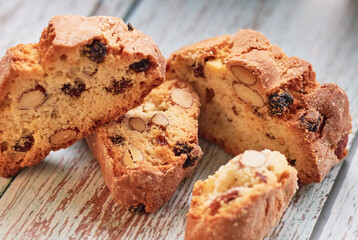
{"left": 0, "top": 0, "right": 357, "bottom": 239}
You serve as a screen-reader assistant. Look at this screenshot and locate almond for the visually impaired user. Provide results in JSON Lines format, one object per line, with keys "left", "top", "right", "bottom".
{"left": 151, "top": 113, "right": 169, "bottom": 127}
{"left": 171, "top": 88, "right": 193, "bottom": 108}
{"left": 230, "top": 66, "right": 257, "bottom": 85}
{"left": 49, "top": 128, "right": 78, "bottom": 146}
{"left": 129, "top": 117, "right": 146, "bottom": 132}
{"left": 18, "top": 86, "right": 47, "bottom": 110}
{"left": 239, "top": 150, "right": 267, "bottom": 168}
{"left": 123, "top": 145, "right": 144, "bottom": 167}
{"left": 233, "top": 83, "right": 264, "bottom": 108}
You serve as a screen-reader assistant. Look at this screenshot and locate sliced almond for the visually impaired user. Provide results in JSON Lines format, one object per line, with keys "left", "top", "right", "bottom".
{"left": 129, "top": 117, "right": 146, "bottom": 132}
{"left": 151, "top": 113, "right": 169, "bottom": 127}
{"left": 233, "top": 83, "right": 264, "bottom": 108}
{"left": 171, "top": 88, "right": 193, "bottom": 108}
{"left": 49, "top": 128, "right": 78, "bottom": 146}
{"left": 230, "top": 66, "right": 257, "bottom": 85}
{"left": 123, "top": 145, "right": 144, "bottom": 168}
{"left": 18, "top": 86, "right": 47, "bottom": 110}
{"left": 239, "top": 150, "right": 267, "bottom": 168}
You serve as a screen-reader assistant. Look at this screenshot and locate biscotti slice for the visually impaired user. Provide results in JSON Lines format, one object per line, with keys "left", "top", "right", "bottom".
{"left": 185, "top": 149, "right": 298, "bottom": 240}
{"left": 0, "top": 15, "right": 165, "bottom": 177}
{"left": 86, "top": 79, "right": 202, "bottom": 212}
{"left": 167, "top": 29, "right": 352, "bottom": 183}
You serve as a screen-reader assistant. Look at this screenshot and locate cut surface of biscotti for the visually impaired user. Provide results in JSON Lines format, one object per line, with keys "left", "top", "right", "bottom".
{"left": 0, "top": 15, "right": 165, "bottom": 177}
{"left": 185, "top": 149, "right": 298, "bottom": 240}
{"left": 167, "top": 29, "right": 352, "bottom": 183}
{"left": 86, "top": 79, "right": 202, "bottom": 212}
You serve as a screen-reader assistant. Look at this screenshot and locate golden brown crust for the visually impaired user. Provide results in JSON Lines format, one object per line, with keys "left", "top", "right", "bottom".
{"left": 86, "top": 79, "right": 202, "bottom": 212}
{"left": 185, "top": 150, "right": 298, "bottom": 240}
{"left": 167, "top": 29, "right": 352, "bottom": 184}
{"left": 0, "top": 15, "right": 165, "bottom": 177}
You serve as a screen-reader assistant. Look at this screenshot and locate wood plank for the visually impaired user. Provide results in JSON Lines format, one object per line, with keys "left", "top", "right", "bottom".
{"left": 0, "top": 141, "right": 131, "bottom": 239}
{"left": 314, "top": 138, "right": 358, "bottom": 240}
{"left": 0, "top": 0, "right": 357, "bottom": 239}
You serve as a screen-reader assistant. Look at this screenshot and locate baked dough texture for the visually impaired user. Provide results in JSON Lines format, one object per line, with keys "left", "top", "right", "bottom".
{"left": 0, "top": 15, "right": 165, "bottom": 177}
{"left": 167, "top": 29, "right": 352, "bottom": 183}
{"left": 185, "top": 149, "right": 298, "bottom": 240}
{"left": 86, "top": 79, "right": 202, "bottom": 212}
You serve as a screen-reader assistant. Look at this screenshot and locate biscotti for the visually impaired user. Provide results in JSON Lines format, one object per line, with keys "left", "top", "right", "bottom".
{"left": 167, "top": 29, "right": 352, "bottom": 183}
{"left": 185, "top": 149, "right": 298, "bottom": 240}
{"left": 86, "top": 79, "right": 202, "bottom": 212}
{"left": 0, "top": 15, "right": 165, "bottom": 177}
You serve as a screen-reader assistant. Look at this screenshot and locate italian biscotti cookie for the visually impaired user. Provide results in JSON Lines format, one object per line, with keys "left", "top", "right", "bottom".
{"left": 185, "top": 150, "right": 298, "bottom": 240}
{"left": 86, "top": 79, "right": 202, "bottom": 212}
{"left": 0, "top": 15, "right": 165, "bottom": 177}
{"left": 167, "top": 29, "right": 352, "bottom": 183}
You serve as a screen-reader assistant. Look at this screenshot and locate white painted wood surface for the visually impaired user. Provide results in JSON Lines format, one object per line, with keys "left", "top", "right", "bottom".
{"left": 0, "top": 0, "right": 357, "bottom": 239}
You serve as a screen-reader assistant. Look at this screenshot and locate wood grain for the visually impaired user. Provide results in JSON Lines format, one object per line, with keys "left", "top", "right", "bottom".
{"left": 0, "top": 0, "right": 357, "bottom": 239}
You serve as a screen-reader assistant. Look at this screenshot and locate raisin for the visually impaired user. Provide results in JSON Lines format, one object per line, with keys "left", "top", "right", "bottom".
{"left": 300, "top": 112, "right": 324, "bottom": 132}
{"left": 335, "top": 134, "right": 348, "bottom": 159}
{"left": 82, "top": 39, "right": 108, "bottom": 63}
{"left": 155, "top": 135, "right": 168, "bottom": 146}
{"left": 255, "top": 172, "right": 267, "bottom": 183}
{"left": 192, "top": 63, "right": 205, "bottom": 78}
{"left": 209, "top": 189, "right": 239, "bottom": 215}
{"left": 61, "top": 80, "right": 86, "bottom": 97}
{"left": 183, "top": 155, "right": 199, "bottom": 168}
{"left": 173, "top": 142, "right": 199, "bottom": 168}
{"left": 128, "top": 203, "right": 145, "bottom": 213}
{"left": 13, "top": 134, "right": 34, "bottom": 152}
{"left": 110, "top": 136, "right": 125, "bottom": 145}
{"left": 206, "top": 88, "right": 215, "bottom": 103}
{"left": 116, "top": 115, "right": 125, "bottom": 123}
{"left": 173, "top": 142, "right": 193, "bottom": 156}
{"left": 268, "top": 92, "right": 293, "bottom": 116}
{"left": 129, "top": 59, "right": 150, "bottom": 72}
{"left": 105, "top": 77, "right": 133, "bottom": 95}
{"left": 232, "top": 106, "right": 239, "bottom": 116}
{"left": 288, "top": 159, "right": 296, "bottom": 166}
{"left": 127, "top": 23, "right": 133, "bottom": 31}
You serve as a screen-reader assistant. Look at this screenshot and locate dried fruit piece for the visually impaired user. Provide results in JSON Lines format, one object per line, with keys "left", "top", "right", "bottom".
{"left": 123, "top": 145, "right": 144, "bottom": 167}
{"left": 230, "top": 66, "right": 257, "bottom": 85}
{"left": 82, "top": 39, "right": 108, "bottom": 63}
{"left": 129, "top": 59, "right": 150, "bottom": 72}
{"left": 151, "top": 113, "right": 169, "bottom": 128}
{"left": 129, "top": 117, "right": 147, "bottom": 132}
{"left": 209, "top": 189, "right": 240, "bottom": 215}
{"left": 49, "top": 128, "right": 78, "bottom": 146}
{"left": 13, "top": 134, "right": 34, "bottom": 152}
{"left": 255, "top": 172, "right": 267, "bottom": 183}
{"left": 335, "top": 134, "right": 348, "bottom": 159}
{"left": 300, "top": 111, "right": 324, "bottom": 132}
{"left": 173, "top": 142, "right": 193, "bottom": 156}
{"left": 155, "top": 135, "right": 168, "bottom": 146}
{"left": 171, "top": 88, "right": 193, "bottom": 108}
{"left": 206, "top": 88, "right": 215, "bottom": 103}
{"left": 173, "top": 142, "right": 199, "bottom": 168}
{"left": 110, "top": 136, "right": 125, "bottom": 145}
{"left": 105, "top": 77, "right": 133, "bottom": 95}
{"left": 233, "top": 83, "right": 264, "bottom": 108}
{"left": 239, "top": 150, "right": 267, "bottom": 168}
{"left": 127, "top": 23, "right": 134, "bottom": 31}
{"left": 61, "top": 79, "right": 86, "bottom": 97}
{"left": 268, "top": 92, "right": 293, "bottom": 115}
{"left": 193, "top": 63, "right": 205, "bottom": 78}
{"left": 18, "top": 85, "right": 47, "bottom": 110}
{"left": 128, "top": 203, "right": 145, "bottom": 213}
